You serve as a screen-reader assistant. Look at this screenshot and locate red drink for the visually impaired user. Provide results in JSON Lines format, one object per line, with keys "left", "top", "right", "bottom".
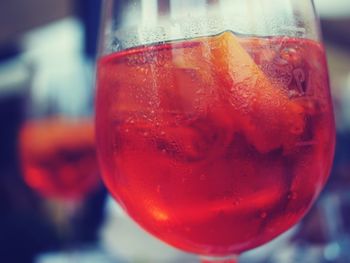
{"left": 96, "top": 32, "right": 335, "bottom": 255}
{"left": 19, "top": 118, "right": 100, "bottom": 200}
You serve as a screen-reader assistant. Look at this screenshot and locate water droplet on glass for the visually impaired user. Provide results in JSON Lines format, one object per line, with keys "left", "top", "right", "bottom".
{"left": 288, "top": 191, "right": 297, "bottom": 200}
{"left": 232, "top": 198, "right": 241, "bottom": 206}
{"left": 260, "top": 212, "right": 267, "bottom": 219}
{"left": 290, "top": 125, "right": 303, "bottom": 134}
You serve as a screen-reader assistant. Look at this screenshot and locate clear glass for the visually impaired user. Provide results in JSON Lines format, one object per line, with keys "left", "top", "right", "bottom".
{"left": 95, "top": 0, "right": 335, "bottom": 262}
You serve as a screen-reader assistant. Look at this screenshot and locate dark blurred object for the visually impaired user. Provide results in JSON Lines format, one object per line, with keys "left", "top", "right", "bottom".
{"left": 293, "top": 203, "right": 330, "bottom": 245}
{"left": 74, "top": 187, "right": 107, "bottom": 243}
{"left": 0, "top": 43, "right": 21, "bottom": 62}
{"left": 0, "top": 211, "right": 60, "bottom": 263}
{"left": 78, "top": 0, "right": 102, "bottom": 58}
{"left": 0, "top": 44, "right": 61, "bottom": 262}
{"left": 329, "top": 132, "right": 350, "bottom": 188}
{"left": 0, "top": 0, "right": 75, "bottom": 45}
{"left": 321, "top": 19, "right": 350, "bottom": 48}
{"left": 0, "top": 44, "right": 24, "bottom": 170}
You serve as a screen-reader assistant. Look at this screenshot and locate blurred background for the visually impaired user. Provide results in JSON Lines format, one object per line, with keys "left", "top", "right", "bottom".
{"left": 0, "top": 0, "right": 350, "bottom": 262}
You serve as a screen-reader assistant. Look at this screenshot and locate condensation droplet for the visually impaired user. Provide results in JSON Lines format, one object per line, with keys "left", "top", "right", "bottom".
{"left": 290, "top": 125, "right": 303, "bottom": 135}
{"left": 260, "top": 212, "right": 267, "bottom": 219}
{"left": 288, "top": 191, "right": 297, "bottom": 200}
{"left": 232, "top": 198, "right": 241, "bottom": 206}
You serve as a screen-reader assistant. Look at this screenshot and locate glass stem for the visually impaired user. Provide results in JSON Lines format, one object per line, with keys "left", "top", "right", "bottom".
{"left": 200, "top": 255, "right": 238, "bottom": 263}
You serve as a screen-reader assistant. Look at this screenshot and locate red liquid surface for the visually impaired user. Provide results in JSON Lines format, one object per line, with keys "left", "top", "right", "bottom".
{"left": 96, "top": 32, "right": 335, "bottom": 256}
{"left": 19, "top": 118, "right": 100, "bottom": 200}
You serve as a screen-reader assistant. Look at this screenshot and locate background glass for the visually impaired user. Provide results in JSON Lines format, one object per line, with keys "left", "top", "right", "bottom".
{"left": 18, "top": 18, "right": 103, "bottom": 250}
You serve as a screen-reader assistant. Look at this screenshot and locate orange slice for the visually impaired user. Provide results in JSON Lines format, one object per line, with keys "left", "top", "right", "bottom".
{"left": 174, "top": 31, "right": 305, "bottom": 153}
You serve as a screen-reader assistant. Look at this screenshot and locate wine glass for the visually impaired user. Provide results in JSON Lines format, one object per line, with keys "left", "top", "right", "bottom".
{"left": 18, "top": 29, "right": 101, "bottom": 244}
{"left": 95, "top": 0, "right": 335, "bottom": 262}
